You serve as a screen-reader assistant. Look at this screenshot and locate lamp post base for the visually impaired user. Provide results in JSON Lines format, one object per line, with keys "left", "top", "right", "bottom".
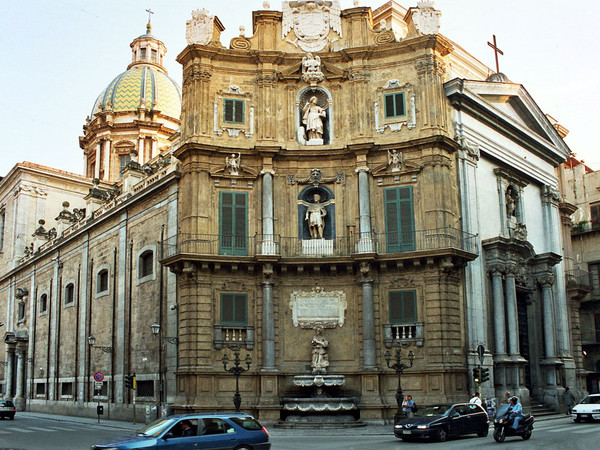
{"left": 394, "top": 411, "right": 407, "bottom": 424}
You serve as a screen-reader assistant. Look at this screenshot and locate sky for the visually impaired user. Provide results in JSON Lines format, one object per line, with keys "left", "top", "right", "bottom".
{"left": 1, "top": 0, "right": 598, "bottom": 177}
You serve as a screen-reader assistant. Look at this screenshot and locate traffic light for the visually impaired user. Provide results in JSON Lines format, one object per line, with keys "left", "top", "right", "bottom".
{"left": 481, "top": 367, "right": 490, "bottom": 383}
{"left": 472, "top": 367, "right": 481, "bottom": 383}
{"left": 125, "top": 374, "right": 135, "bottom": 390}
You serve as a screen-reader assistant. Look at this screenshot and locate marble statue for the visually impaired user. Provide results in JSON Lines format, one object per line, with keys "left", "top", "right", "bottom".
{"left": 226, "top": 153, "right": 241, "bottom": 175}
{"left": 305, "top": 193, "right": 327, "bottom": 239}
{"left": 302, "top": 96, "right": 327, "bottom": 142}
{"left": 388, "top": 149, "right": 402, "bottom": 172}
{"left": 311, "top": 326, "right": 329, "bottom": 374}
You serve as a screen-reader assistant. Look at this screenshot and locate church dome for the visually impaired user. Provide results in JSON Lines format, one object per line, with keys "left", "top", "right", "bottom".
{"left": 91, "top": 66, "right": 181, "bottom": 119}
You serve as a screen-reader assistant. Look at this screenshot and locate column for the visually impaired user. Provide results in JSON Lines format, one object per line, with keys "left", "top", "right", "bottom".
{"left": 491, "top": 267, "right": 507, "bottom": 357}
{"left": 138, "top": 136, "right": 145, "bottom": 164}
{"left": 14, "top": 347, "right": 24, "bottom": 405}
{"left": 5, "top": 349, "right": 15, "bottom": 398}
{"left": 540, "top": 276, "right": 556, "bottom": 358}
{"left": 361, "top": 273, "right": 376, "bottom": 369}
{"left": 357, "top": 168, "right": 373, "bottom": 253}
{"left": 103, "top": 139, "right": 111, "bottom": 181}
{"left": 151, "top": 138, "right": 158, "bottom": 160}
{"left": 261, "top": 277, "right": 276, "bottom": 370}
{"left": 261, "top": 171, "right": 275, "bottom": 255}
{"left": 94, "top": 142, "right": 101, "bottom": 179}
{"left": 504, "top": 269, "right": 520, "bottom": 357}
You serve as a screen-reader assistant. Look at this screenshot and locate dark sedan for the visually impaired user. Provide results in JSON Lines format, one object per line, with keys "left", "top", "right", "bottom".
{"left": 394, "top": 403, "right": 489, "bottom": 441}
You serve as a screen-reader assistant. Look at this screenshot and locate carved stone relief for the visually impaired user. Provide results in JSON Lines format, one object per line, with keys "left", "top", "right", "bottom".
{"left": 185, "top": 9, "right": 214, "bottom": 45}
{"left": 289, "top": 286, "right": 347, "bottom": 329}
{"left": 282, "top": 1, "right": 342, "bottom": 52}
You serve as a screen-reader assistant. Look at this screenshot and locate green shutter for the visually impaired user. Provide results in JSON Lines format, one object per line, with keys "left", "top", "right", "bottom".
{"left": 385, "top": 94, "right": 395, "bottom": 118}
{"left": 224, "top": 99, "right": 234, "bottom": 122}
{"left": 234, "top": 100, "right": 244, "bottom": 123}
{"left": 384, "top": 92, "right": 406, "bottom": 118}
{"left": 219, "top": 191, "right": 248, "bottom": 255}
{"left": 394, "top": 93, "right": 405, "bottom": 116}
{"left": 224, "top": 99, "right": 244, "bottom": 124}
{"left": 389, "top": 290, "right": 417, "bottom": 324}
{"left": 384, "top": 186, "right": 415, "bottom": 252}
{"left": 221, "top": 293, "right": 247, "bottom": 325}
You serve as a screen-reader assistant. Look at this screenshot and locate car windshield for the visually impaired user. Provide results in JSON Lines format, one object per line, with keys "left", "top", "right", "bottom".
{"left": 580, "top": 395, "right": 600, "bottom": 404}
{"left": 137, "top": 418, "right": 175, "bottom": 437}
{"left": 414, "top": 405, "right": 451, "bottom": 417}
{"left": 496, "top": 404, "right": 511, "bottom": 416}
{"left": 0, "top": 400, "right": 15, "bottom": 407}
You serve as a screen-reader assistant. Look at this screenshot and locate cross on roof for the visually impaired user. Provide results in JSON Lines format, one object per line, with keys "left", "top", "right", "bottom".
{"left": 487, "top": 34, "right": 504, "bottom": 74}
{"left": 146, "top": 8, "right": 154, "bottom": 23}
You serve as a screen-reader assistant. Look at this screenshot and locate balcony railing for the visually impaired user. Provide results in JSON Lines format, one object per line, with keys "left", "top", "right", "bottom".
{"left": 213, "top": 325, "right": 254, "bottom": 350}
{"left": 383, "top": 322, "right": 424, "bottom": 348}
{"left": 565, "top": 268, "right": 592, "bottom": 289}
{"left": 162, "top": 227, "right": 478, "bottom": 260}
{"left": 581, "top": 330, "right": 600, "bottom": 346}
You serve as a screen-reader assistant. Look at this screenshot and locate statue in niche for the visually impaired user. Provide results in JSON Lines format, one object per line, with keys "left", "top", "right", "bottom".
{"left": 305, "top": 193, "right": 327, "bottom": 239}
{"left": 225, "top": 153, "right": 241, "bottom": 175}
{"left": 302, "top": 96, "right": 328, "bottom": 142}
{"left": 311, "top": 326, "right": 329, "bottom": 374}
{"left": 388, "top": 149, "right": 402, "bottom": 172}
{"left": 505, "top": 186, "right": 518, "bottom": 220}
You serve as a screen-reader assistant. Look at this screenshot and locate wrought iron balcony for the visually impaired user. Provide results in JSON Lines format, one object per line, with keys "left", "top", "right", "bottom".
{"left": 565, "top": 268, "right": 592, "bottom": 289}
{"left": 162, "top": 226, "right": 478, "bottom": 260}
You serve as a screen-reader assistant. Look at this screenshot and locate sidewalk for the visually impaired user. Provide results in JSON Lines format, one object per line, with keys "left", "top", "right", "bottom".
{"left": 19, "top": 410, "right": 567, "bottom": 437}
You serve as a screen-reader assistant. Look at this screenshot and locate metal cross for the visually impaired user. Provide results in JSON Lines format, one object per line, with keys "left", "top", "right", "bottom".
{"left": 146, "top": 8, "right": 154, "bottom": 23}
{"left": 487, "top": 34, "right": 504, "bottom": 73}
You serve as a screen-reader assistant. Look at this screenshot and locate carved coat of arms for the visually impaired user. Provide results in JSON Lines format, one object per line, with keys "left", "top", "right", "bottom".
{"left": 282, "top": 1, "right": 342, "bottom": 52}
{"left": 185, "top": 9, "right": 214, "bottom": 45}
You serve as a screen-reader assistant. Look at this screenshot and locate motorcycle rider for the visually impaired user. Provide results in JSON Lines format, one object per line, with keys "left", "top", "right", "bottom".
{"left": 508, "top": 396, "right": 523, "bottom": 430}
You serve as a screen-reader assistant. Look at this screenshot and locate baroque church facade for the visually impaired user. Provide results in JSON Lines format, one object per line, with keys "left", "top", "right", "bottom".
{"left": 0, "top": 1, "right": 585, "bottom": 422}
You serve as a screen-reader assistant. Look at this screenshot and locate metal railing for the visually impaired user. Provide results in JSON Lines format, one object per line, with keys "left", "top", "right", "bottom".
{"left": 383, "top": 322, "right": 425, "bottom": 348}
{"left": 565, "top": 268, "right": 592, "bottom": 288}
{"left": 162, "top": 227, "right": 478, "bottom": 260}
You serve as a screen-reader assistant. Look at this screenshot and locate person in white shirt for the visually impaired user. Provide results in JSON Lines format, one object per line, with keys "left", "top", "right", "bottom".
{"left": 469, "top": 392, "right": 482, "bottom": 405}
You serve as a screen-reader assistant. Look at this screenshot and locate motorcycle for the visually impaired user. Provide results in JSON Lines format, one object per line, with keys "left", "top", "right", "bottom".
{"left": 493, "top": 404, "right": 534, "bottom": 442}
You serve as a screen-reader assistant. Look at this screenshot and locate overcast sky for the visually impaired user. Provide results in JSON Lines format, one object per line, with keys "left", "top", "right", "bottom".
{"left": 1, "top": 0, "right": 597, "bottom": 177}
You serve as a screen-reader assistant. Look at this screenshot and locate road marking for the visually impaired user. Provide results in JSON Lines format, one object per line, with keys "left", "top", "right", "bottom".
{"left": 0, "top": 427, "right": 35, "bottom": 433}
{"left": 573, "top": 426, "right": 600, "bottom": 434}
{"left": 28, "top": 426, "right": 63, "bottom": 432}
{"left": 546, "top": 424, "right": 579, "bottom": 432}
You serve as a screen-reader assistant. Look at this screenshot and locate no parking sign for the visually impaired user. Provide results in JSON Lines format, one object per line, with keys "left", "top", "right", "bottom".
{"left": 94, "top": 372, "right": 104, "bottom": 382}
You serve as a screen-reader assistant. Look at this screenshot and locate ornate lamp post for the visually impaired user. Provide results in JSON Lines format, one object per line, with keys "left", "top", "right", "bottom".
{"left": 221, "top": 345, "right": 252, "bottom": 412}
{"left": 150, "top": 322, "right": 178, "bottom": 417}
{"left": 88, "top": 335, "right": 112, "bottom": 354}
{"left": 385, "top": 347, "right": 415, "bottom": 423}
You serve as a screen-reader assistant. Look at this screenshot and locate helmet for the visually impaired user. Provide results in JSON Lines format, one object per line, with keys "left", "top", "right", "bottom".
{"left": 510, "top": 396, "right": 518, "bottom": 403}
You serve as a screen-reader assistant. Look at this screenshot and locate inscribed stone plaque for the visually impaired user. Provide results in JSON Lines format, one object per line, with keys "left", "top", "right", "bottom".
{"left": 289, "top": 287, "right": 346, "bottom": 329}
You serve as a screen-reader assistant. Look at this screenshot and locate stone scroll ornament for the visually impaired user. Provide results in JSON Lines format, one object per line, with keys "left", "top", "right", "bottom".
{"left": 186, "top": 9, "right": 214, "bottom": 45}
{"left": 282, "top": 1, "right": 342, "bottom": 53}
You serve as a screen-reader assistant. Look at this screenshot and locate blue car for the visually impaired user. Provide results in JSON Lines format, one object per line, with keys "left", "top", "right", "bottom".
{"left": 91, "top": 412, "right": 271, "bottom": 449}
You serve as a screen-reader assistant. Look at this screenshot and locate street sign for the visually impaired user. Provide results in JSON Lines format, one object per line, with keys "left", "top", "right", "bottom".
{"left": 94, "top": 381, "right": 104, "bottom": 390}
{"left": 94, "top": 372, "right": 104, "bottom": 382}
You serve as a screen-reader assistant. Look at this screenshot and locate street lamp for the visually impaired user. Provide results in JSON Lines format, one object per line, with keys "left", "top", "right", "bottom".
{"left": 385, "top": 347, "right": 415, "bottom": 423}
{"left": 150, "top": 322, "right": 178, "bottom": 418}
{"left": 150, "top": 322, "right": 178, "bottom": 345}
{"left": 88, "top": 335, "right": 112, "bottom": 354}
{"left": 221, "top": 345, "right": 252, "bottom": 412}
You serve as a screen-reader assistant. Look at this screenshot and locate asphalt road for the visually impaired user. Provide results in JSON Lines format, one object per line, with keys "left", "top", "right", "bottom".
{"left": 0, "top": 414, "right": 597, "bottom": 449}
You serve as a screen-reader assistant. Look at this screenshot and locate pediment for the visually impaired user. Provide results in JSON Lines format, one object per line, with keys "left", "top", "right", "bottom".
{"left": 279, "top": 59, "right": 346, "bottom": 81}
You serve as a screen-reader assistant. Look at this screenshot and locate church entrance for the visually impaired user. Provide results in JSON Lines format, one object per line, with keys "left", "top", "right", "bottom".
{"left": 517, "top": 292, "right": 532, "bottom": 391}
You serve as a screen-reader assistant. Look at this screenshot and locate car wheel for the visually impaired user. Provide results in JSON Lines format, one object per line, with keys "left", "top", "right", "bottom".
{"left": 493, "top": 427, "right": 505, "bottom": 443}
{"left": 521, "top": 429, "right": 532, "bottom": 440}
{"left": 9, "top": 415, "right": 14, "bottom": 420}
{"left": 234, "top": 446, "right": 252, "bottom": 450}
{"left": 477, "top": 426, "right": 489, "bottom": 437}
{"left": 436, "top": 427, "right": 448, "bottom": 442}
{"left": 574, "top": 415, "right": 581, "bottom": 423}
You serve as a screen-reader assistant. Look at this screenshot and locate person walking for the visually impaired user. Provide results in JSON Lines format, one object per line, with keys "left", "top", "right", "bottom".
{"left": 563, "top": 387, "right": 576, "bottom": 415}
{"left": 469, "top": 392, "right": 482, "bottom": 405}
{"left": 402, "top": 395, "right": 416, "bottom": 417}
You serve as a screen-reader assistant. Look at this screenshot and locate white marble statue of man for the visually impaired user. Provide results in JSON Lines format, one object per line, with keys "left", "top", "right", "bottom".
{"left": 302, "top": 96, "right": 327, "bottom": 141}
{"left": 226, "top": 152, "right": 241, "bottom": 175}
{"left": 305, "top": 193, "right": 326, "bottom": 239}
{"left": 311, "top": 326, "right": 329, "bottom": 374}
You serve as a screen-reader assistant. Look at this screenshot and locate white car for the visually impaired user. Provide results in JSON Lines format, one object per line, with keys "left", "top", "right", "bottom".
{"left": 572, "top": 394, "right": 600, "bottom": 422}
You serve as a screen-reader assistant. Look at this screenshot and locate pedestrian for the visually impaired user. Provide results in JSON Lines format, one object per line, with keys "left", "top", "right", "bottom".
{"left": 402, "top": 395, "right": 416, "bottom": 417}
{"left": 469, "top": 391, "right": 482, "bottom": 405}
{"left": 563, "top": 387, "right": 576, "bottom": 415}
{"left": 505, "top": 391, "right": 512, "bottom": 403}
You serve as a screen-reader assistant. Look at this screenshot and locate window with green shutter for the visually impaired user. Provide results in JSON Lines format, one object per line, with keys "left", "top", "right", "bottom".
{"left": 219, "top": 191, "right": 248, "bottom": 256}
{"left": 389, "top": 290, "right": 417, "bottom": 324}
{"left": 384, "top": 92, "right": 406, "bottom": 119}
{"left": 221, "top": 293, "right": 248, "bottom": 325}
{"left": 384, "top": 186, "right": 415, "bottom": 252}
{"left": 224, "top": 99, "right": 244, "bottom": 124}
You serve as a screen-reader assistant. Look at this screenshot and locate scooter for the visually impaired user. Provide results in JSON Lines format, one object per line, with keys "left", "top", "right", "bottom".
{"left": 493, "top": 404, "right": 534, "bottom": 442}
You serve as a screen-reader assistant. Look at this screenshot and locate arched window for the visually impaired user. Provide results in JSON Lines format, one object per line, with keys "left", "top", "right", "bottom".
{"left": 39, "top": 294, "right": 48, "bottom": 313}
{"left": 97, "top": 269, "right": 109, "bottom": 294}
{"left": 139, "top": 250, "right": 154, "bottom": 278}
{"left": 64, "top": 283, "right": 75, "bottom": 305}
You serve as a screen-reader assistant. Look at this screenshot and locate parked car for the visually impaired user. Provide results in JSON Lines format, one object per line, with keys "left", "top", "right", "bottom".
{"left": 91, "top": 412, "right": 270, "bottom": 449}
{"left": 0, "top": 399, "right": 16, "bottom": 419}
{"left": 394, "top": 403, "right": 489, "bottom": 441}
{"left": 572, "top": 394, "right": 600, "bottom": 422}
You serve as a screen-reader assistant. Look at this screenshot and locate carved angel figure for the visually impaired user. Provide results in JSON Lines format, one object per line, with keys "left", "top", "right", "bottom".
{"left": 388, "top": 149, "right": 402, "bottom": 171}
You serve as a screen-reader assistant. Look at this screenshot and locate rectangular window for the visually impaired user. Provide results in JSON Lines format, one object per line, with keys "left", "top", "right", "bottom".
{"left": 384, "top": 92, "right": 406, "bottom": 119}
{"left": 590, "top": 263, "right": 600, "bottom": 297}
{"left": 64, "top": 284, "right": 74, "bottom": 305}
{"left": 39, "top": 294, "right": 48, "bottom": 313}
{"left": 0, "top": 210, "right": 5, "bottom": 251}
{"left": 384, "top": 186, "right": 415, "bottom": 252}
{"left": 136, "top": 380, "right": 154, "bottom": 397}
{"left": 389, "top": 290, "right": 417, "bottom": 324}
{"left": 591, "top": 204, "right": 600, "bottom": 230}
{"left": 97, "top": 269, "right": 109, "bottom": 294}
{"left": 119, "top": 155, "right": 131, "bottom": 177}
{"left": 220, "top": 293, "right": 248, "bottom": 325}
{"left": 61, "top": 382, "right": 73, "bottom": 397}
{"left": 219, "top": 191, "right": 248, "bottom": 256}
{"left": 140, "top": 48, "right": 147, "bottom": 60}
{"left": 36, "top": 383, "right": 46, "bottom": 396}
{"left": 151, "top": 49, "right": 157, "bottom": 62}
{"left": 223, "top": 99, "right": 244, "bottom": 124}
